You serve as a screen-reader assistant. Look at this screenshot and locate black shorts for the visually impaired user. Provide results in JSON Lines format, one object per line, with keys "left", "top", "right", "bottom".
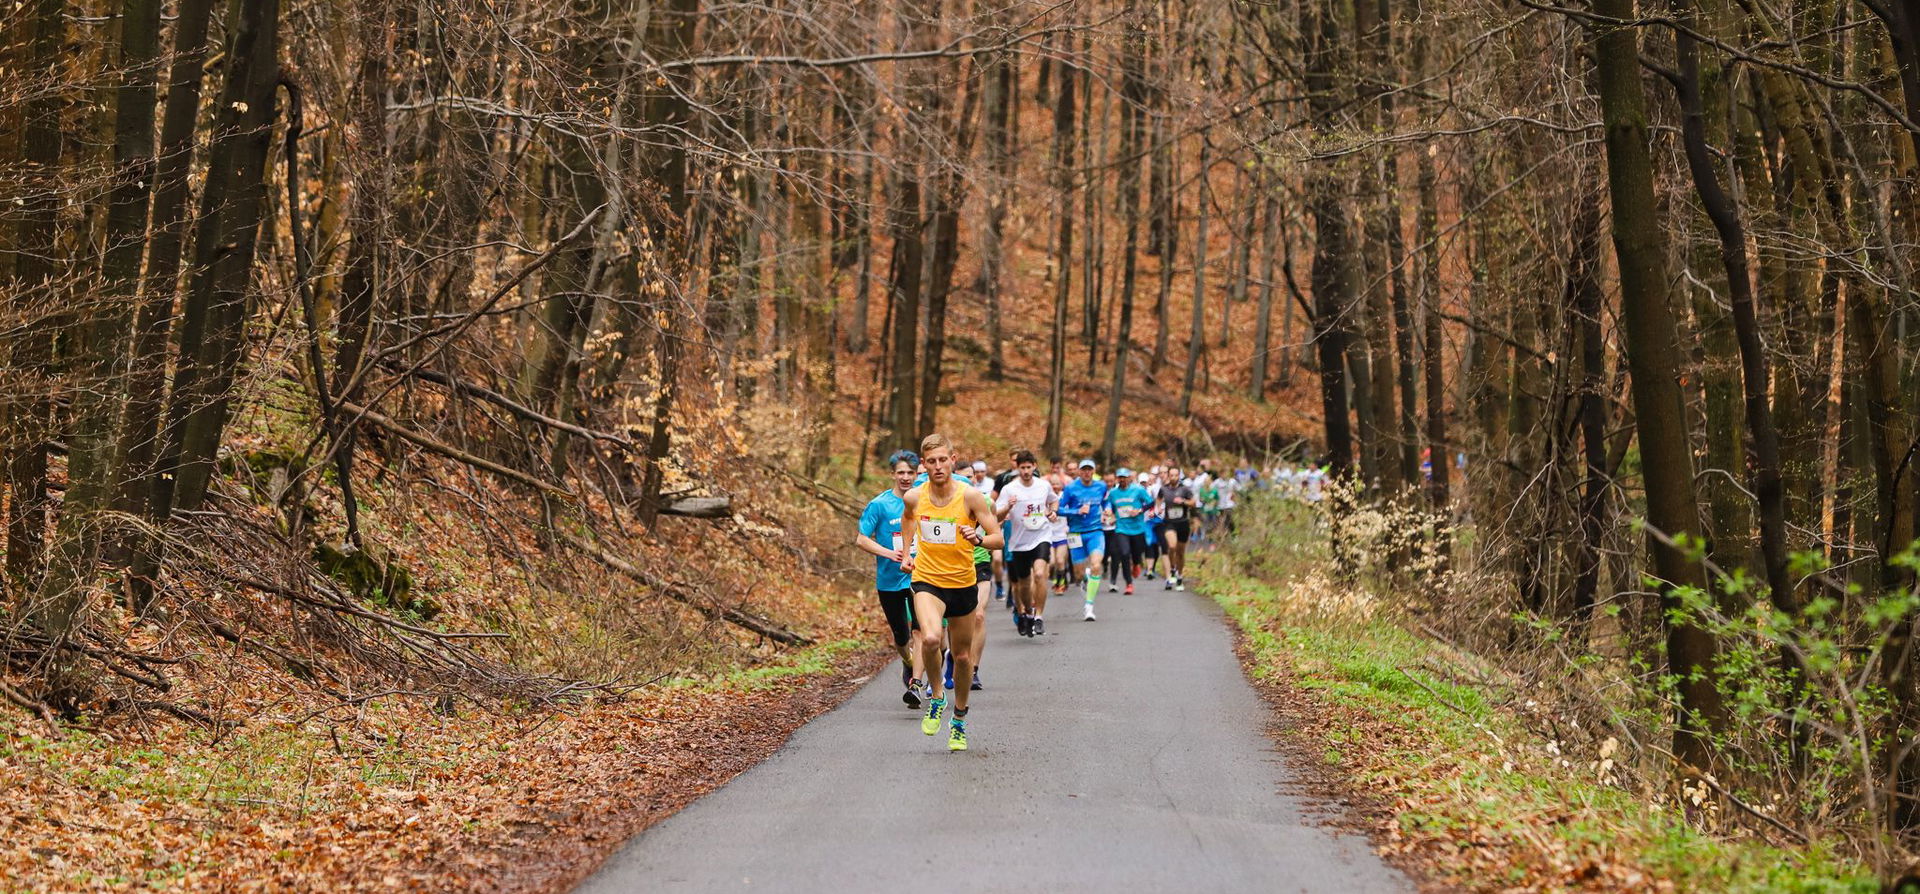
{"left": 1164, "top": 518, "right": 1191, "bottom": 541}
{"left": 877, "top": 588, "right": 913, "bottom": 647}
{"left": 974, "top": 561, "right": 992, "bottom": 583}
{"left": 1007, "top": 544, "right": 1050, "bottom": 581}
{"left": 913, "top": 581, "right": 980, "bottom": 618}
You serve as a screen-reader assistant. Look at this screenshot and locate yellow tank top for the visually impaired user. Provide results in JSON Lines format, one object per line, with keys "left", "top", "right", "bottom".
{"left": 911, "top": 483, "right": 977, "bottom": 589}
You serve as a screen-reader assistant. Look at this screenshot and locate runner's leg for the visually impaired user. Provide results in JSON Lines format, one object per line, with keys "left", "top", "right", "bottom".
{"left": 911, "top": 591, "right": 949, "bottom": 700}
{"left": 948, "top": 606, "right": 980, "bottom": 715}
{"left": 1031, "top": 555, "right": 1050, "bottom": 628}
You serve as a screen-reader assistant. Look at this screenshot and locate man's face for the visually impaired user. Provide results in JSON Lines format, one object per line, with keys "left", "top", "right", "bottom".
{"left": 1117, "top": 475, "right": 1132, "bottom": 490}
{"left": 892, "top": 461, "right": 917, "bottom": 490}
{"left": 1018, "top": 461, "right": 1036, "bottom": 482}
{"left": 1169, "top": 467, "right": 1183, "bottom": 483}
{"left": 1078, "top": 466, "right": 1096, "bottom": 483}
{"left": 924, "top": 448, "right": 954, "bottom": 483}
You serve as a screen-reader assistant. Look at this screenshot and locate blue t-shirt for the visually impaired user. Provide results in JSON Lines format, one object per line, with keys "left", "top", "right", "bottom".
{"left": 1109, "top": 484, "right": 1152, "bottom": 536}
{"left": 860, "top": 489, "right": 912, "bottom": 592}
{"left": 1059, "top": 479, "right": 1111, "bottom": 534}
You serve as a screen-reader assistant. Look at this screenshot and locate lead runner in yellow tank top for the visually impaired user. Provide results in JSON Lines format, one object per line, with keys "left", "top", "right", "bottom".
{"left": 899, "top": 433, "right": 1003, "bottom": 751}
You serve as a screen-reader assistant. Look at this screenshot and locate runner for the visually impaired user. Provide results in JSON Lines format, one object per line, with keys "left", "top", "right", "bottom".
{"left": 1158, "top": 465, "right": 1196, "bottom": 590}
{"left": 900, "top": 434, "right": 1003, "bottom": 751}
{"left": 1100, "top": 473, "right": 1123, "bottom": 591}
{"left": 995, "top": 450, "right": 1057, "bottom": 637}
{"left": 1108, "top": 468, "right": 1151, "bottom": 595}
{"left": 1059, "top": 458, "right": 1110, "bottom": 621}
{"left": 1216, "top": 463, "right": 1240, "bottom": 537}
{"left": 1142, "top": 467, "right": 1166, "bottom": 580}
{"left": 1052, "top": 471, "right": 1082, "bottom": 598}
{"left": 1045, "top": 462, "right": 1073, "bottom": 598}
{"left": 1105, "top": 468, "right": 1144, "bottom": 594}
{"left": 994, "top": 449, "right": 1022, "bottom": 608}
{"left": 855, "top": 450, "right": 929, "bottom": 707}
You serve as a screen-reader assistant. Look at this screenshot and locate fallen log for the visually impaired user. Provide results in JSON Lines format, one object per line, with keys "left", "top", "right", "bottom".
{"left": 555, "top": 531, "right": 812, "bottom": 646}
{"left": 659, "top": 495, "right": 732, "bottom": 518}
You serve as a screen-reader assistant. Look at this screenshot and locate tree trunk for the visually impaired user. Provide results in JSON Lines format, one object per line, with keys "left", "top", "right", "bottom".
{"left": 1099, "top": 13, "right": 1150, "bottom": 463}
{"left": 1589, "top": 0, "right": 1723, "bottom": 770}
{"left": 1044, "top": 50, "right": 1077, "bottom": 459}
{"left": 1419, "top": 141, "right": 1450, "bottom": 519}
{"left": 147, "top": 0, "right": 283, "bottom": 519}
{"left": 1307, "top": 1, "right": 1356, "bottom": 478}
{"left": 1250, "top": 193, "right": 1278, "bottom": 401}
{"left": 1180, "top": 138, "right": 1210, "bottom": 417}
{"left": 4, "top": 0, "right": 64, "bottom": 588}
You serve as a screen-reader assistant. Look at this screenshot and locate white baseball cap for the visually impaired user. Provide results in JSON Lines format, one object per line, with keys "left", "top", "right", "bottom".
{"left": 971, "top": 461, "right": 987, "bottom": 472}
{"left": 1078, "top": 458, "right": 1097, "bottom": 469}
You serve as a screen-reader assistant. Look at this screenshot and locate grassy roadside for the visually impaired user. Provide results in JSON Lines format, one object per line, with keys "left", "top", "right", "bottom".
{"left": 1196, "top": 499, "right": 1877, "bottom": 893}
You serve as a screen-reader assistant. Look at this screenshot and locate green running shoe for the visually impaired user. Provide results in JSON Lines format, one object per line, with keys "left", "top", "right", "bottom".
{"left": 922, "top": 696, "right": 946, "bottom": 736}
{"left": 948, "top": 717, "right": 968, "bottom": 752}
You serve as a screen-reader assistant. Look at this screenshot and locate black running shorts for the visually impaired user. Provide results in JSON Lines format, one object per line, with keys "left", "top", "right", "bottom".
{"left": 877, "top": 588, "right": 913, "bottom": 647}
{"left": 1006, "top": 544, "right": 1049, "bottom": 581}
{"left": 913, "top": 581, "right": 980, "bottom": 618}
{"left": 1164, "top": 518, "right": 1191, "bottom": 542}
{"left": 974, "top": 561, "right": 993, "bottom": 583}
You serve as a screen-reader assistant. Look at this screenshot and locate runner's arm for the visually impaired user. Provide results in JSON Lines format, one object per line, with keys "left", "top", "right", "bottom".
{"left": 969, "top": 490, "right": 1006, "bottom": 550}
{"left": 898, "top": 490, "right": 920, "bottom": 573}
{"left": 854, "top": 504, "right": 896, "bottom": 560}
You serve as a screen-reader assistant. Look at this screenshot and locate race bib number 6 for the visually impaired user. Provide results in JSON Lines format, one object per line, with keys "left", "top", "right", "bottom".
{"left": 920, "top": 518, "right": 958, "bottom": 545}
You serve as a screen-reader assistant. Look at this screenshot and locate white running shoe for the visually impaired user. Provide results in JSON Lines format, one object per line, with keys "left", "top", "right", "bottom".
{"left": 1175, "top": 576, "right": 1186, "bottom": 592}
{"left": 1083, "top": 603, "right": 1097, "bottom": 621}
{"left": 1107, "top": 582, "right": 1117, "bottom": 593}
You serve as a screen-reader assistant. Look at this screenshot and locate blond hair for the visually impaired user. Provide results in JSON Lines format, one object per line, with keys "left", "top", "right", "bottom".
{"left": 919, "top": 432, "right": 952, "bottom": 455}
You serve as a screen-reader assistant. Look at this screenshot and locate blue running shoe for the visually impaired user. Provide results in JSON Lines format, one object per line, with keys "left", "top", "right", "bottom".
{"left": 942, "top": 650, "right": 954, "bottom": 692}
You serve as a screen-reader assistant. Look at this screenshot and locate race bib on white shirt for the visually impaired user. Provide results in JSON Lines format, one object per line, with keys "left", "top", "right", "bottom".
{"left": 919, "top": 518, "right": 958, "bottom": 545}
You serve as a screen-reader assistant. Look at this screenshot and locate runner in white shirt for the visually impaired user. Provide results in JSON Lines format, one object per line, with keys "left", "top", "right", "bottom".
{"left": 1216, "top": 472, "right": 1239, "bottom": 537}
{"left": 994, "top": 450, "right": 1058, "bottom": 637}
{"left": 1045, "top": 465, "right": 1073, "bottom": 599}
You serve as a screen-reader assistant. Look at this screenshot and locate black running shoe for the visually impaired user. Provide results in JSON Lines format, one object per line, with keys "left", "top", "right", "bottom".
{"left": 1016, "top": 614, "right": 1032, "bottom": 637}
{"left": 1031, "top": 617, "right": 1045, "bottom": 636}
{"left": 970, "top": 671, "right": 983, "bottom": 691}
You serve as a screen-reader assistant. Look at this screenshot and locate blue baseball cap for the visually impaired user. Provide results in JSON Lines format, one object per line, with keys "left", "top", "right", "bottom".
{"left": 1116, "top": 467, "right": 1134, "bottom": 477}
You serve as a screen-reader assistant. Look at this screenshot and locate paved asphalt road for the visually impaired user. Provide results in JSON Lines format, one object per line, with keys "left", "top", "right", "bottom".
{"left": 580, "top": 578, "right": 1412, "bottom": 893}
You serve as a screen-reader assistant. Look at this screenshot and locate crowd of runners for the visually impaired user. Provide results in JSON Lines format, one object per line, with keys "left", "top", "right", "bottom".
{"left": 854, "top": 433, "right": 1252, "bottom": 753}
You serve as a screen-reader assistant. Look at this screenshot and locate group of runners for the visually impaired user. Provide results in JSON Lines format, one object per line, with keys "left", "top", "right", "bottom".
{"left": 854, "top": 433, "right": 1235, "bottom": 753}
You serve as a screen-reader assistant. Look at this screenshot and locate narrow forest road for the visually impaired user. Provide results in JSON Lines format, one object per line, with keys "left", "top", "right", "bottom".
{"left": 578, "top": 582, "right": 1411, "bottom": 893}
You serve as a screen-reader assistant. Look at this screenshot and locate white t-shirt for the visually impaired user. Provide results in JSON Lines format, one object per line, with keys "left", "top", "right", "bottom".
{"left": 1216, "top": 477, "right": 1239, "bottom": 510}
{"left": 997, "top": 477, "right": 1055, "bottom": 552}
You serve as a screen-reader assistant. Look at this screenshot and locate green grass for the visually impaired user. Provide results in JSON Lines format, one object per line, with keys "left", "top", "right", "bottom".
{"left": 1197, "top": 499, "right": 1879, "bottom": 894}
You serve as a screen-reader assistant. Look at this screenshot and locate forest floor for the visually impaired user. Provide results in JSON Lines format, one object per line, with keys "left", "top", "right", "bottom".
{"left": 2, "top": 640, "right": 890, "bottom": 891}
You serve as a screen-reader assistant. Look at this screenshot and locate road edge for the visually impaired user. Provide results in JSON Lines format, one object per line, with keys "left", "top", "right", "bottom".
{"left": 1218, "top": 612, "right": 1450, "bottom": 893}
{"left": 460, "top": 646, "right": 894, "bottom": 893}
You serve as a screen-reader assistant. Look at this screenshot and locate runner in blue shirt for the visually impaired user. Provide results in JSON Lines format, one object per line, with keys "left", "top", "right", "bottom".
{"left": 1058, "top": 458, "right": 1111, "bottom": 621}
{"left": 1108, "top": 468, "right": 1152, "bottom": 595}
{"left": 856, "top": 450, "right": 929, "bottom": 708}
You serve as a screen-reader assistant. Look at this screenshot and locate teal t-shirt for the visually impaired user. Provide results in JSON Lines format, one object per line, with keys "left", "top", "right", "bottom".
{"left": 859, "top": 489, "right": 911, "bottom": 591}
{"left": 1109, "top": 483, "right": 1152, "bottom": 536}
